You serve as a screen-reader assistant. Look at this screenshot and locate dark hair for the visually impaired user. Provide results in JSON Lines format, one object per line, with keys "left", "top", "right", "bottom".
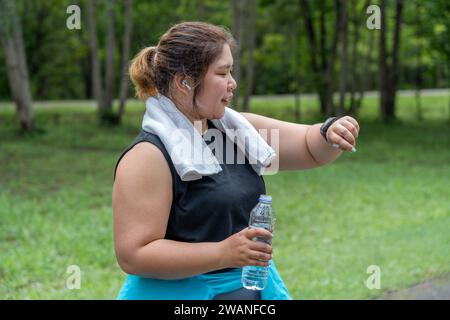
{"left": 129, "top": 21, "right": 236, "bottom": 105}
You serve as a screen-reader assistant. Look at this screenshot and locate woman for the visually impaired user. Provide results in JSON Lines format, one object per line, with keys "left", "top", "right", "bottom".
{"left": 112, "top": 21, "right": 360, "bottom": 300}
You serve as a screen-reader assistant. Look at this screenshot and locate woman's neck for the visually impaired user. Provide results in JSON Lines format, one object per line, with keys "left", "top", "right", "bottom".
{"left": 169, "top": 94, "right": 208, "bottom": 135}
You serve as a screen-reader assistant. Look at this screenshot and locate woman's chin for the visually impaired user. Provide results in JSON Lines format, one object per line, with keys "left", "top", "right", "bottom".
{"left": 209, "top": 108, "right": 226, "bottom": 120}
{"left": 217, "top": 109, "right": 226, "bottom": 119}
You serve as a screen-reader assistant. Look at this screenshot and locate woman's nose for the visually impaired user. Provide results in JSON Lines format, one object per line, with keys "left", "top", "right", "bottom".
{"left": 229, "top": 76, "right": 237, "bottom": 91}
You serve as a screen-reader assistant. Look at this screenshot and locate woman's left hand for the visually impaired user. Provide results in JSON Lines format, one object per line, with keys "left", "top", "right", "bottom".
{"left": 326, "top": 116, "right": 360, "bottom": 152}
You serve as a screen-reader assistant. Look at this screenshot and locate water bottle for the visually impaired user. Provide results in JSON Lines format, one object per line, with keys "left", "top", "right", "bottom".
{"left": 242, "top": 194, "right": 275, "bottom": 290}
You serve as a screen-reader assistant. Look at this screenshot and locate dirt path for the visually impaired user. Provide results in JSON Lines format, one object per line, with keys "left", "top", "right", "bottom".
{"left": 379, "top": 273, "right": 450, "bottom": 300}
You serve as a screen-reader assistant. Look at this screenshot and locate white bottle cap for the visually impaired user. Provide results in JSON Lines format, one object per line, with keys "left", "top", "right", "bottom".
{"left": 259, "top": 194, "right": 272, "bottom": 203}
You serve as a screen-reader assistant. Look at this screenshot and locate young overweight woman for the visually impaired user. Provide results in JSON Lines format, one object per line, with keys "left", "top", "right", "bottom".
{"left": 112, "top": 21, "right": 360, "bottom": 300}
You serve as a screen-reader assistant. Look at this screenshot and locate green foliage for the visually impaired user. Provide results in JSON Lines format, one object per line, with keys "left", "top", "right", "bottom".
{"left": 1, "top": 0, "right": 448, "bottom": 101}
{"left": 253, "top": 33, "right": 291, "bottom": 94}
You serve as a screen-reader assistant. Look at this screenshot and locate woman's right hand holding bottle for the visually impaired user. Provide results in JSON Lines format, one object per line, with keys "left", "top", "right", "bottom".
{"left": 219, "top": 227, "right": 273, "bottom": 269}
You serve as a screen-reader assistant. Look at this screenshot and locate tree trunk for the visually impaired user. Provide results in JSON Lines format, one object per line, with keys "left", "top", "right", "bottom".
{"left": 76, "top": 25, "right": 92, "bottom": 99}
{"left": 242, "top": 0, "right": 256, "bottom": 113}
{"left": 323, "top": 0, "right": 344, "bottom": 116}
{"left": 80, "top": 54, "right": 92, "bottom": 99}
{"left": 299, "top": 0, "right": 325, "bottom": 114}
{"left": 415, "top": 1, "right": 423, "bottom": 121}
{"left": 118, "top": 0, "right": 134, "bottom": 123}
{"left": 86, "top": 0, "right": 104, "bottom": 114}
{"left": 293, "top": 15, "right": 302, "bottom": 122}
{"left": 386, "top": 0, "right": 404, "bottom": 121}
{"left": 348, "top": 0, "right": 367, "bottom": 116}
{"left": 231, "top": 0, "right": 243, "bottom": 110}
{"left": 300, "top": 0, "right": 344, "bottom": 117}
{"left": 353, "top": 16, "right": 374, "bottom": 115}
{"left": 378, "top": 0, "right": 389, "bottom": 121}
{"left": 319, "top": 0, "right": 329, "bottom": 115}
{"left": 447, "top": 62, "right": 450, "bottom": 124}
{"left": 338, "top": 0, "right": 348, "bottom": 116}
{"left": 0, "top": 0, "right": 33, "bottom": 132}
{"left": 379, "top": 0, "right": 404, "bottom": 122}
{"left": 103, "top": 0, "right": 117, "bottom": 119}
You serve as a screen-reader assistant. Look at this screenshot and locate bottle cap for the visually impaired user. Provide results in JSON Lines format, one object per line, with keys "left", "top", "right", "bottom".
{"left": 259, "top": 194, "right": 272, "bottom": 203}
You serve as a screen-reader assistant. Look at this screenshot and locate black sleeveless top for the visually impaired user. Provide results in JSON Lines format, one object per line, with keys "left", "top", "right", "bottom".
{"left": 113, "top": 120, "right": 266, "bottom": 273}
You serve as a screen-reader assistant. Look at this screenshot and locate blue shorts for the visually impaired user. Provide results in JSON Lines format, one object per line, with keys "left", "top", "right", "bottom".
{"left": 117, "top": 260, "right": 292, "bottom": 300}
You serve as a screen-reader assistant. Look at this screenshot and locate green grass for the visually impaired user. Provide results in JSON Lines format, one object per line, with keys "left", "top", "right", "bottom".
{"left": 0, "top": 94, "right": 449, "bottom": 299}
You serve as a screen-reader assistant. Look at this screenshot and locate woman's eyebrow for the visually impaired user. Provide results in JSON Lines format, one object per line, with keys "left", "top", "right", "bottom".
{"left": 217, "top": 63, "right": 233, "bottom": 69}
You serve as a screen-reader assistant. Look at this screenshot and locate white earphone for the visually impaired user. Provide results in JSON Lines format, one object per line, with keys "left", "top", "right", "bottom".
{"left": 182, "top": 79, "right": 192, "bottom": 91}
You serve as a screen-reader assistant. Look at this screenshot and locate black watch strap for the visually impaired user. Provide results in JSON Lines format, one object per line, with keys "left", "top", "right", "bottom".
{"left": 320, "top": 117, "right": 339, "bottom": 142}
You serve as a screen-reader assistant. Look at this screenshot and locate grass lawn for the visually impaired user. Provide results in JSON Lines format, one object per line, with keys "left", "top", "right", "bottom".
{"left": 0, "top": 94, "right": 449, "bottom": 299}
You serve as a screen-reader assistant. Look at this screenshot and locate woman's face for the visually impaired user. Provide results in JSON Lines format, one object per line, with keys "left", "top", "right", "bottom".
{"left": 194, "top": 44, "right": 237, "bottom": 119}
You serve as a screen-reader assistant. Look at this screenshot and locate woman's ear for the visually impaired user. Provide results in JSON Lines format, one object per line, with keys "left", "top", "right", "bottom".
{"left": 173, "top": 74, "right": 192, "bottom": 94}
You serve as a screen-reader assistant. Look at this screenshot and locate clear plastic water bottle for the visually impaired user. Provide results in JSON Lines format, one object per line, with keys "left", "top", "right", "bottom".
{"left": 242, "top": 194, "right": 275, "bottom": 290}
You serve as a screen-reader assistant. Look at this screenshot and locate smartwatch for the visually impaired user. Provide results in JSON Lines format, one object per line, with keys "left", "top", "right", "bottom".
{"left": 320, "top": 117, "right": 339, "bottom": 142}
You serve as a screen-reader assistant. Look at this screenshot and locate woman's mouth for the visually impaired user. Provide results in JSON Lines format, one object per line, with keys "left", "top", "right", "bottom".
{"left": 221, "top": 96, "right": 233, "bottom": 104}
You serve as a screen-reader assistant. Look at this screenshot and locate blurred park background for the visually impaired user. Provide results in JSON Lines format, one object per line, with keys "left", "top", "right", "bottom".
{"left": 0, "top": 0, "right": 449, "bottom": 299}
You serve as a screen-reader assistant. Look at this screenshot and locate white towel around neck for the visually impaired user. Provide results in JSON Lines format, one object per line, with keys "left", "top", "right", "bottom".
{"left": 142, "top": 93, "right": 276, "bottom": 181}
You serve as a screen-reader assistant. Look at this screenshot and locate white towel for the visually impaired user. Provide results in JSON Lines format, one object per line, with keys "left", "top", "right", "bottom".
{"left": 142, "top": 93, "right": 276, "bottom": 181}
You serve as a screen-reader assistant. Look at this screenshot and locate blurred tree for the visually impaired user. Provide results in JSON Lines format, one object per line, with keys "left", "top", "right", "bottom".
{"left": 118, "top": 0, "right": 134, "bottom": 122}
{"left": 414, "top": 0, "right": 423, "bottom": 121}
{"left": 19, "top": 0, "right": 87, "bottom": 100}
{"left": 338, "top": 0, "right": 348, "bottom": 116}
{"left": 300, "top": 0, "right": 345, "bottom": 117}
{"left": 0, "top": 0, "right": 33, "bottom": 132}
{"left": 348, "top": 0, "right": 371, "bottom": 117}
{"left": 379, "top": 0, "right": 404, "bottom": 122}
{"left": 86, "top": 0, "right": 104, "bottom": 115}
{"left": 242, "top": 0, "right": 257, "bottom": 112}
{"left": 86, "top": 0, "right": 134, "bottom": 125}
{"left": 292, "top": 8, "right": 303, "bottom": 122}
{"left": 231, "top": 0, "right": 243, "bottom": 110}
{"left": 104, "top": 0, "right": 117, "bottom": 115}
{"left": 259, "top": 0, "right": 303, "bottom": 121}
{"left": 424, "top": 0, "right": 450, "bottom": 121}
{"left": 0, "top": 0, "right": 447, "bottom": 125}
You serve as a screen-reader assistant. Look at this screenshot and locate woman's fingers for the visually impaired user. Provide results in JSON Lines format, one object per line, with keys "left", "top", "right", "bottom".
{"left": 342, "top": 116, "right": 360, "bottom": 133}
{"left": 249, "top": 241, "right": 272, "bottom": 254}
{"left": 247, "top": 250, "right": 271, "bottom": 267}
{"left": 328, "top": 130, "right": 355, "bottom": 152}
{"left": 249, "top": 259, "right": 270, "bottom": 267}
{"left": 248, "top": 250, "right": 272, "bottom": 263}
{"left": 245, "top": 227, "right": 272, "bottom": 242}
{"left": 240, "top": 228, "right": 273, "bottom": 267}
{"left": 333, "top": 122, "right": 355, "bottom": 144}
{"left": 340, "top": 118, "right": 359, "bottom": 139}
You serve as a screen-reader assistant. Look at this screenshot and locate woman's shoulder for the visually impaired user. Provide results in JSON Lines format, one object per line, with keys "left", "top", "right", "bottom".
{"left": 113, "top": 141, "right": 173, "bottom": 206}
{"left": 116, "top": 141, "right": 171, "bottom": 181}
{"left": 114, "top": 131, "right": 173, "bottom": 184}
{"left": 127, "top": 140, "right": 165, "bottom": 161}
